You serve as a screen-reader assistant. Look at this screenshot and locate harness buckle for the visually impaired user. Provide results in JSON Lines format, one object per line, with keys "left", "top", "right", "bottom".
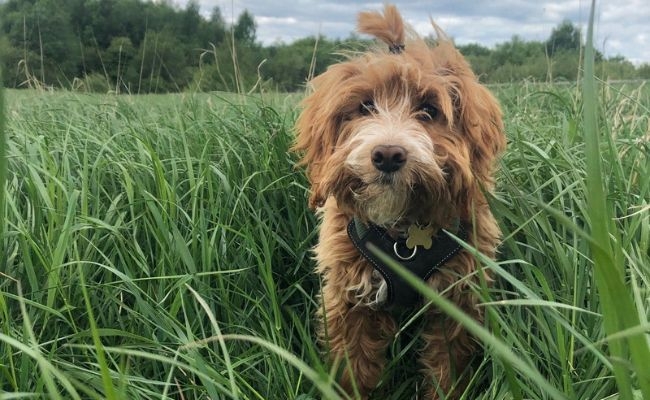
{"left": 393, "top": 242, "right": 417, "bottom": 261}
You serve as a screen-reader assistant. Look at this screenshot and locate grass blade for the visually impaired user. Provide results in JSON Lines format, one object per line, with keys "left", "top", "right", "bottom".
{"left": 0, "top": 70, "right": 5, "bottom": 269}
{"left": 582, "top": 1, "right": 650, "bottom": 398}
{"left": 78, "top": 262, "right": 118, "bottom": 399}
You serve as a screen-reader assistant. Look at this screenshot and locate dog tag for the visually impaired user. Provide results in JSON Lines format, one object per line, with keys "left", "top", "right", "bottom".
{"left": 406, "top": 225, "right": 434, "bottom": 249}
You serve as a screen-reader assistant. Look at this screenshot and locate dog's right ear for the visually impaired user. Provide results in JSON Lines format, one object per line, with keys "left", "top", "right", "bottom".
{"left": 293, "top": 63, "right": 359, "bottom": 209}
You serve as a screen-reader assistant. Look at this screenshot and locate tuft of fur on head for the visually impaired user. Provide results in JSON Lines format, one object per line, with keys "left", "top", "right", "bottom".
{"left": 357, "top": 4, "right": 405, "bottom": 51}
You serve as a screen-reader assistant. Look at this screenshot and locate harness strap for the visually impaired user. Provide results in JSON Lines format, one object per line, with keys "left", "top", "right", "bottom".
{"left": 347, "top": 218, "right": 467, "bottom": 308}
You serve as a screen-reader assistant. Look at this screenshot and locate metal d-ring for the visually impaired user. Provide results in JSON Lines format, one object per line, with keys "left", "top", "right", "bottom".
{"left": 393, "top": 242, "right": 417, "bottom": 261}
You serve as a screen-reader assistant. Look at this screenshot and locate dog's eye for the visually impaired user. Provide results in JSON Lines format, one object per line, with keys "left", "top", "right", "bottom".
{"left": 359, "top": 100, "right": 377, "bottom": 116}
{"left": 416, "top": 103, "right": 439, "bottom": 121}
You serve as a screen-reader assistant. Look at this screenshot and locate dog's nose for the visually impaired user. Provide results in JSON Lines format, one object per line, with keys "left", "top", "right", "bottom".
{"left": 371, "top": 145, "right": 407, "bottom": 173}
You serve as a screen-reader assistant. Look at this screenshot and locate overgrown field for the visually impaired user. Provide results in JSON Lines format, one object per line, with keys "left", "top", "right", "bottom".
{"left": 0, "top": 80, "right": 649, "bottom": 399}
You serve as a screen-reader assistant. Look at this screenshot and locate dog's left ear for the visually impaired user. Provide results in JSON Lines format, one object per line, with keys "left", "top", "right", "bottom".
{"left": 461, "top": 79, "right": 506, "bottom": 187}
{"left": 446, "top": 52, "right": 506, "bottom": 188}
{"left": 293, "top": 63, "right": 357, "bottom": 209}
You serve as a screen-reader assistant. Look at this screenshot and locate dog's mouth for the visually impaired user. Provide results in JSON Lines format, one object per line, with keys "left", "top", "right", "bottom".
{"left": 346, "top": 171, "right": 451, "bottom": 228}
{"left": 375, "top": 172, "right": 398, "bottom": 185}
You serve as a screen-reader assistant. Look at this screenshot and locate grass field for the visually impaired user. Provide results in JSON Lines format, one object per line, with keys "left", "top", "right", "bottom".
{"left": 1, "top": 68, "right": 650, "bottom": 400}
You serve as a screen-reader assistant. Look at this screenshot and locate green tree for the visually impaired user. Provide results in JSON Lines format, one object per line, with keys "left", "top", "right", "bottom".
{"left": 0, "top": 0, "right": 644, "bottom": 91}
{"left": 0, "top": 0, "right": 79, "bottom": 87}
{"left": 458, "top": 43, "right": 492, "bottom": 81}
{"left": 637, "top": 63, "right": 650, "bottom": 79}
{"left": 208, "top": 6, "right": 227, "bottom": 45}
{"left": 179, "top": 1, "right": 202, "bottom": 41}
{"left": 134, "top": 30, "right": 190, "bottom": 92}
{"left": 234, "top": 10, "right": 256, "bottom": 45}
{"left": 546, "top": 20, "right": 581, "bottom": 56}
{"left": 599, "top": 56, "right": 636, "bottom": 80}
{"left": 262, "top": 36, "right": 343, "bottom": 91}
{"left": 106, "top": 36, "right": 136, "bottom": 92}
{"left": 458, "top": 43, "right": 491, "bottom": 58}
{"left": 492, "top": 35, "right": 544, "bottom": 66}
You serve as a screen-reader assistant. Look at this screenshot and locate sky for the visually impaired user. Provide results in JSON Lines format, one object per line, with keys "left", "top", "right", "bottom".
{"left": 179, "top": 1, "right": 649, "bottom": 65}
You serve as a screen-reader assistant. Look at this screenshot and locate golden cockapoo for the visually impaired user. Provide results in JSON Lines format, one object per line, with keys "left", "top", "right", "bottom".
{"left": 293, "top": 4, "right": 506, "bottom": 399}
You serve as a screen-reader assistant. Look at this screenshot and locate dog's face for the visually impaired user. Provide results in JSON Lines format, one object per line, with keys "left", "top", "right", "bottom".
{"left": 295, "top": 36, "right": 505, "bottom": 228}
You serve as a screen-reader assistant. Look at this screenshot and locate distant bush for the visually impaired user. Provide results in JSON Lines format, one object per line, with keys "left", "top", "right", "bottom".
{"left": 81, "top": 73, "right": 111, "bottom": 93}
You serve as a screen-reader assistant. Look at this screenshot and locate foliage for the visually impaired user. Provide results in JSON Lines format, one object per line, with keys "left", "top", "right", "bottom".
{"left": 0, "top": 0, "right": 648, "bottom": 92}
{"left": 1, "top": 78, "right": 649, "bottom": 398}
{"left": 546, "top": 19, "right": 581, "bottom": 56}
{"left": 233, "top": 9, "right": 257, "bottom": 45}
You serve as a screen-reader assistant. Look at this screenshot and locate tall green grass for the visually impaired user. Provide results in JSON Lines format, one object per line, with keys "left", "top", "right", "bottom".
{"left": 0, "top": 92, "right": 326, "bottom": 399}
{"left": 580, "top": 2, "right": 650, "bottom": 398}
{"left": 1, "top": 11, "right": 649, "bottom": 400}
{"left": 1, "top": 82, "right": 648, "bottom": 399}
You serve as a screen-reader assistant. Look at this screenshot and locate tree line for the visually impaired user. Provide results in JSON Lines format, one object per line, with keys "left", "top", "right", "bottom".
{"left": 1, "top": 0, "right": 648, "bottom": 93}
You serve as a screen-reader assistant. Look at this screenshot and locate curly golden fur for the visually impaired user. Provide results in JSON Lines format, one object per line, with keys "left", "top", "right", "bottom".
{"left": 293, "top": 4, "right": 506, "bottom": 398}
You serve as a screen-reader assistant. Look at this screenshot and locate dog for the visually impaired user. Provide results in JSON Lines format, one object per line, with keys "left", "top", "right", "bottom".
{"left": 293, "top": 4, "right": 506, "bottom": 398}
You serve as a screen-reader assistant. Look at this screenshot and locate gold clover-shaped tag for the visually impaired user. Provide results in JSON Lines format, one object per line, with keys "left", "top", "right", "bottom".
{"left": 406, "top": 225, "right": 435, "bottom": 250}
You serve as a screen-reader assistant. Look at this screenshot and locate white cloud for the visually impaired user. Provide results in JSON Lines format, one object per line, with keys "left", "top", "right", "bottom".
{"left": 256, "top": 16, "right": 298, "bottom": 26}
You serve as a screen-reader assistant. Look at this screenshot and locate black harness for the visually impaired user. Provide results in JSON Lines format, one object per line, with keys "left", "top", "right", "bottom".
{"left": 347, "top": 218, "right": 467, "bottom": 309}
